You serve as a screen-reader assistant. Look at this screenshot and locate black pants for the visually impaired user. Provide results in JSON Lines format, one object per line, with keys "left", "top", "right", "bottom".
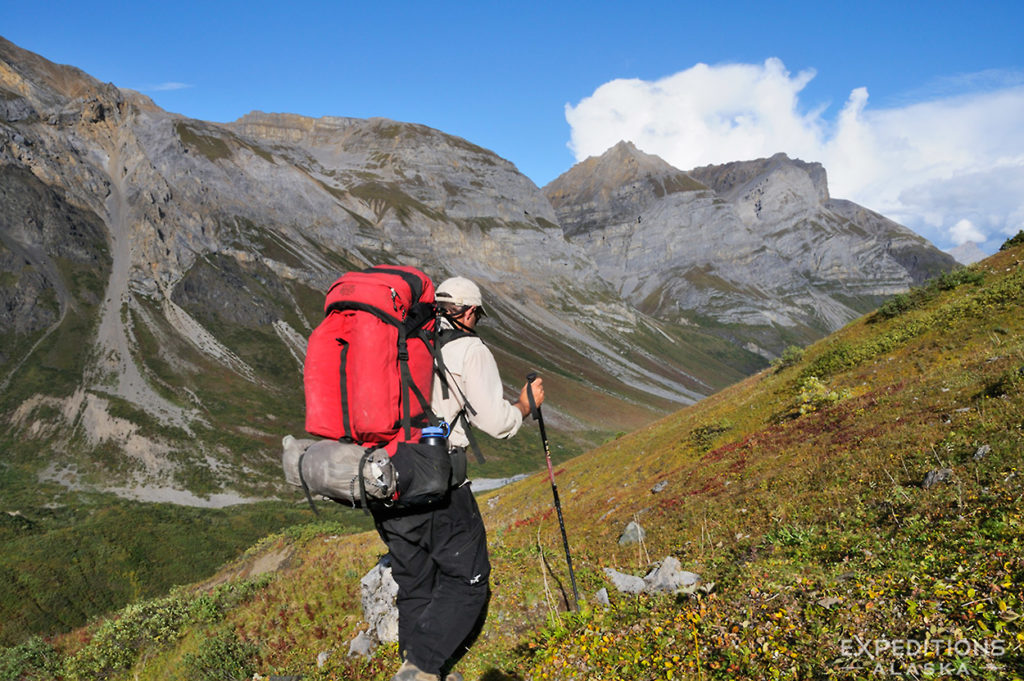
{"left": 374, "top": 483, "right": 491, "bottom": 674}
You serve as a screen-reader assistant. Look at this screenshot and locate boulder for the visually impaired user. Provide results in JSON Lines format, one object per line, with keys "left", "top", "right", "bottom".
{"left": 922, "top": 468, "right": 953, "bottom": 488}
{"left": 618, "top": 520, "right": 645, "bottom": 545}
{"left": 643, "top": 557, "right": 700, "bottom": 594}
{"left": 605, "top": 556, "right": 702, "bottom": 596}
{"left": 350, "top": 555, "right": 400, "bottom": 656}
{"left": 603, "top": 567, "right": 646, "bottom": 594}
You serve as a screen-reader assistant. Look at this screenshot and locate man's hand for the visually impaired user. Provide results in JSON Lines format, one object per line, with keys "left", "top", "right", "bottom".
{"left": 516, "top": 376, "right": 544, "bottom": 417}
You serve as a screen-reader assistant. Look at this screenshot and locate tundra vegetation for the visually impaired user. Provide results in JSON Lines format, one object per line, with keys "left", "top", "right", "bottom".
{"left": 2, "top": 240, "right": 1023, "bottom": 680}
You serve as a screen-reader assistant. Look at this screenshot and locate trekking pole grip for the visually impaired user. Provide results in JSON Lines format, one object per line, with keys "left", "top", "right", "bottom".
{"left": 525, "top": 372, "right": 539, "bottom": 421}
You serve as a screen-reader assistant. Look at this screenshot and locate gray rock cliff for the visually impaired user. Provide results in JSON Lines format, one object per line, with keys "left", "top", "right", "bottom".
{"left": 546, "top": 144, "right": 956, "bottom": 356}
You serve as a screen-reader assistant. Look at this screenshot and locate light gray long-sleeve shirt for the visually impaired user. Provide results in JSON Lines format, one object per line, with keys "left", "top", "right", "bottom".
{"left": 430, "top": 333, "right": 523, "bottom": 448}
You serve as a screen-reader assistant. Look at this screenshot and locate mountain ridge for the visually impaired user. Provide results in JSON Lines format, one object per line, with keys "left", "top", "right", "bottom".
{"left": 546, "top": 142, "right": 955, "bottom": 356}
{"left": 1, "top": 37, "right": 717, "bottom": 507}
{"left": 1, "top": 36, "right": 953, "bottom": 507}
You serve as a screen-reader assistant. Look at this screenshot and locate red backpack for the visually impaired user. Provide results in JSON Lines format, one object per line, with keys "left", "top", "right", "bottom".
{"left": 303, "top": 265, "right": 436, "bottom": 451}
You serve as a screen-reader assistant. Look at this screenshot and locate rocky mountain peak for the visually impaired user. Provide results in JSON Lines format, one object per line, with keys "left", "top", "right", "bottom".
{"left": 686, "top": 153, "right": 830, "bottom": 227}
{"left": 544, "top": 140, "right": 708, "bottom": 236}
{"left": 1, "top": 36, "right": 158, "bottom": 132}
{"left": 548, "top": 142, "right": 956, "bottom": 353}
{"left": 599, "top": 140, "right": 675, "bottom": 175}
{"left": 1, "top": 37, "right": 94, "bottom": 102}
{"left": 0, "top": 36, "right": 134, "bottom": 115}
{"left": 947, "top": 241, "right": 987, "bottom": 265}
{"left": 547, "top": 141, "right": 705, "bottom": 204}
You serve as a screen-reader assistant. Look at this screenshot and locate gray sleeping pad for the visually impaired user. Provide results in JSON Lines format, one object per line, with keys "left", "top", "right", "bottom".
{"left": 282, "top": 435, "right": 397, "bottom": 506}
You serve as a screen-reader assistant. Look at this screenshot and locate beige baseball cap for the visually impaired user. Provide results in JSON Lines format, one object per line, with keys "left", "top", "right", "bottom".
{"left": 436, "top": 276, "right": 487, "bottom": 316}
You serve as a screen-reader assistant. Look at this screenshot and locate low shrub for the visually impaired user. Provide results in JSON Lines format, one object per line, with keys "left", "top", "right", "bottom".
{"left": 689, "top": 420, "right": 733, "bottom": 452}
{"left": 62, "top": 577, "right": 273, "bottom": 680}
{"left": 181, "top": 628, "right": 259, "bottom": 681}
{"left": 872, "top": 267, "right": 985, "bottom": 322}
{"left": 770, "top": 345, "right": 804, "bottom": 372}
{"left": 1000, "top": 229, "right": 1024, "bottom": 251}
{"left": 797, "top": 376, "right": 849, "bottom": 415}
{"left": 0, "top": 636, "right": 61, "bottom": 681}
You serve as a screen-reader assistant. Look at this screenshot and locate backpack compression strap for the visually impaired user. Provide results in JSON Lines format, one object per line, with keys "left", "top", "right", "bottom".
{"left": 396, "top": 301, "right": 443, "bottom": 440}
{"left": 297, "top": 450, "right": 321, "bottom": 517}
{"left": 324, "top": 296, "right": 439, "bottom": 442}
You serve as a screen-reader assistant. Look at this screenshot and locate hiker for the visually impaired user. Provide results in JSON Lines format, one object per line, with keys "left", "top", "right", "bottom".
{"left": 377, "top": 276, "right": 545, "bottom": 681}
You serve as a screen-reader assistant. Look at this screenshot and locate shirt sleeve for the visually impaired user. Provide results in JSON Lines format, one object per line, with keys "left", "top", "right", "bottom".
{"left": 460, "top": 341, "right": 523, "bottom": 440}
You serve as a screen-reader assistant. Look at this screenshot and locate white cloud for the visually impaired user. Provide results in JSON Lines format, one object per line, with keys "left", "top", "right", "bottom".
{"left": 950, "top": 219, "right": 985, "bottom": 245}
{"left": 566, "top": 59, "right": 824, "bottom": 171}
{"left": 565, "top": 60, "right": 1024, "bottom": 253}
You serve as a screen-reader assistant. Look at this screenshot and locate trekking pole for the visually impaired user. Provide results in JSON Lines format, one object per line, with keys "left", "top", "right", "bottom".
{"left": 526, "top": 372, "right": 580, "bottom": 612}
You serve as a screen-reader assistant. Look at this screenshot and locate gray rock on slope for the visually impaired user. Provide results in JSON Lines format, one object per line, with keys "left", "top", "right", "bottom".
{"left": 618, "top": 520, "right": 646, "bottom": 545}
{"left": 358, "top": 558, "right": 400, "bottom": 650}
{"left": 604, "top": 556, "right": 701, "bottom": 596}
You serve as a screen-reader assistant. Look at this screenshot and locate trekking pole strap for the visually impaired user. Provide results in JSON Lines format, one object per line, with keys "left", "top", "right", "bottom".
{"left": 526, "top": 372, "right": 540, "bottom": 421}
{"left": 526, "top": 372, "right": 548, "bottom": 444}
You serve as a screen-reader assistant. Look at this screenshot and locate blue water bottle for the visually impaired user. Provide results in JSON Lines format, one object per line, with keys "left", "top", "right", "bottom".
{"left": 419, "top": 425, "right": 448, "bottom": 450}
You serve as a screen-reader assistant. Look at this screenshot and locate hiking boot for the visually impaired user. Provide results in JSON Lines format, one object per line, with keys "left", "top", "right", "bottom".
{"left": 391, "top": 660, "right": 438, "bottom": 681}
{"left": 445, "top": 672, "right": 464, "bottom": 681}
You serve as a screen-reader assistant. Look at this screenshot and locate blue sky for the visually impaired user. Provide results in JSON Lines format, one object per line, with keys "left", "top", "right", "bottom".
{"left": 3, "top": 1, "right": 1023, "bottom": 253}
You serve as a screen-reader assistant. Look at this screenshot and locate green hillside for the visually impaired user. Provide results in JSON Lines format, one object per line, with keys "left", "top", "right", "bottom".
{"left": 3, "top": 239, "right": 1022, "bottom": 680}
{"left": 0, "top": 493, "right": 373, "bottom": 649}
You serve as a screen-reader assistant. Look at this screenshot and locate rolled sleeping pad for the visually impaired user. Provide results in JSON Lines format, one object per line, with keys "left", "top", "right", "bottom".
{"left": 282, "top": 435, "right": 397, "bottom": 506}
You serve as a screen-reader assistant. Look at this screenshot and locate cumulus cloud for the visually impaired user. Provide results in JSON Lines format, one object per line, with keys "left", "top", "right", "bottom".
{"left": 950, "top": 219, "right": 986, "bottom": 246}
{"left": 565, "top": 60, "right": 1024, "bottom": 253}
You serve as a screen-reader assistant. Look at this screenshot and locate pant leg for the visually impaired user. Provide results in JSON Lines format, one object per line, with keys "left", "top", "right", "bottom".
{"left": 375, "top": 485, "right": 491, "bottom": 674}
{"left": 375, "top": 510, "right": 436, "bottom": 661}
{"left": 408, "top": 484, "right": 491, "bottom": 672}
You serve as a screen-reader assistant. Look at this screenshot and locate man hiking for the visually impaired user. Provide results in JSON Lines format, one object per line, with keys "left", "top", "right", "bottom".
{"left": 375, "top": 276, "right": 545, "bottom": 681}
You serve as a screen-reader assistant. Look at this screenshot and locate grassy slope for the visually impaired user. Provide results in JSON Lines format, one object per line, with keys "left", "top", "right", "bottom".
{"left": 0, "top": 494, "right": 373, "bottom": 649}
{"left": 4, "top": 244, "right": 1023, "bottom": 680}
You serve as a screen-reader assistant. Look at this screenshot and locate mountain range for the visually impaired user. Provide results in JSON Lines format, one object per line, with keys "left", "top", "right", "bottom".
{"left": 0, "top": 36, "right": 956, "bottom": 503}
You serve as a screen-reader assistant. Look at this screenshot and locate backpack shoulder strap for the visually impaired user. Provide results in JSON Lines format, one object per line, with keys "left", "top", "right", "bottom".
{"left": 427, "top": 324, "right": 485, "bottom": 463}
{"left": 436, "top": 324, "right": 475, "bottom": 348}
{"left": 454, "top": 408, "right": 485, "bottom": 464}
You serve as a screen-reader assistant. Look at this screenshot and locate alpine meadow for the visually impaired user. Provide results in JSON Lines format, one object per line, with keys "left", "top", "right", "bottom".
{"left": 1, "top": 35, "right": 1022, "bottom": 681}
